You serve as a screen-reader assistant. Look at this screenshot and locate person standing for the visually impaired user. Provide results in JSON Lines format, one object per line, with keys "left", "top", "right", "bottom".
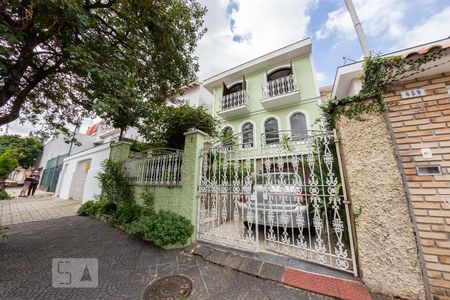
{"left": 27, "top": 170, "right": 40, "bottom": 196}
{"left": 19, "top": 170, "right": 33, "bottom": 197}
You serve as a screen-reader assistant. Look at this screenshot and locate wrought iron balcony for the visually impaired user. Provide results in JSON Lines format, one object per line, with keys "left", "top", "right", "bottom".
{"left": 221, "top": 90, "right": 248, "bottom": 110}
{"left": 260, "top": 74, "right": 300, "bottom": 109}
{"left": 218, "top": 90, "right": 249, "bottom": 119}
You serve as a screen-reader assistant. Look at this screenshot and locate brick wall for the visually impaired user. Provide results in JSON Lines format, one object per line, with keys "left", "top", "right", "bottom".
{"left": 385, "top": 72, "right": 450, "bottom": 299}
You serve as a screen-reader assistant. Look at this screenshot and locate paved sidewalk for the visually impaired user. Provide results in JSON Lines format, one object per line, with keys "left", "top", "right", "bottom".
{"left": 0, "top": 216, "right": 333, "bottom": 299}
{"left": 0, "top": 189, "right": 79, "bottom": 226}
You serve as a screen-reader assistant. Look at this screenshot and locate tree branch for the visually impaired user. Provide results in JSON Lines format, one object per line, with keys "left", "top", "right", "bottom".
{"left": 84, "top": 0, "right": 116, "bottom": 10}
{"left": 0, "top": 62, "right": 63, "bottom": 126}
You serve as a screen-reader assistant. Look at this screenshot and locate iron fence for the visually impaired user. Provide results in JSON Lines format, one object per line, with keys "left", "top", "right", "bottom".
{"left": 123, "top": 148, "right": 183, "bottom": 186}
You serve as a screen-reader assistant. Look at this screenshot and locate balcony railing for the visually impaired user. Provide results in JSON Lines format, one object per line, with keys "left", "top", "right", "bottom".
{"left": 261, "top": 74, "right": 298, "bottom": 100}
{"left": 221, "top": 90, "right": 248, "bottom": 111}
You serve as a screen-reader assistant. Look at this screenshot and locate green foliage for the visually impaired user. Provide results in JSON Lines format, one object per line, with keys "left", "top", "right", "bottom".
{"left": 77, "top": 200, "right": 95, "bottom": 216}
{"left": 0, "top": 149, "right": 19, "bottom": 177}
{"left": 95, "top": 200, "right": 117, "bottom": 215}
{"left": 0, "top": 1, "right": 206, "bottom": 141}
{"left": 77, "top": 199, "right": 117, "bottom": 216}
{"left": 140, "top": 104, "right": 218, "bottom": 149}
{"left": 141, "top": 188, "right": 154, "bottom": 211}
{"left": 0, "top": 135, "right": 43, "bottom": 168}
{"left": 321, "top": 49, "right": 446, "bottom": 127}
{"left": 112, "top": 204, "right": 142, "bottom": 225}
{"left": 126, "top": 210, "right": 194, "bottom": 246}
{"left": 0, "top": 190, "right": 13, "bottom": 200}
{"left": 97, "top": 159, "right": 134, "bottom": 206}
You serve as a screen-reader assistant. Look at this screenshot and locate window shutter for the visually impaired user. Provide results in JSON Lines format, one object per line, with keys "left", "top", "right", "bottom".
{"left": 289, "top": 61, "right": 293, "bottom": 75}
{"left": 222, "top": 82, "right": 228, "bottom": 96}
{"left": 242, "top": 75, "right": 247, "bottom": 90}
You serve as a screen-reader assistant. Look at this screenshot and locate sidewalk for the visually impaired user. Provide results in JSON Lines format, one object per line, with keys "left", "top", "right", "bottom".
{"left": 0, "top": 188, "right": 80, "bottom": 226}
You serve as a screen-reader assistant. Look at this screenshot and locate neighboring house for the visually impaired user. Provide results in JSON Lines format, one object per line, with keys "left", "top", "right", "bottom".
{"left": 332, "top": 37, "right": 450, "bottom": 299}
{"left": 176, "top": 81, "right": 213, "bottom": 112}
{"left": 86, "top": 120, "right": 142, "bottom": 144}
{"left": 55, "top": 142, "right": 112, "bottom": 203}
{"left": 36, "top": 133, "right": 95, "bottom": 192}
{"left": 203, "top": 37, "right": 322, "bottom": 154}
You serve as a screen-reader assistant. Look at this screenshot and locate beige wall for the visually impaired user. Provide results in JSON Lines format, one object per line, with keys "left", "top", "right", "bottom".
{"left": 337, "top": 112, "right": 426, "bottom": 299}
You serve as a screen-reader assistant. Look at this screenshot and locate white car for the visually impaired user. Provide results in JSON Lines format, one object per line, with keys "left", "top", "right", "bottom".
{"left": 237, "top": 173, "right": 311, "bottom": 228}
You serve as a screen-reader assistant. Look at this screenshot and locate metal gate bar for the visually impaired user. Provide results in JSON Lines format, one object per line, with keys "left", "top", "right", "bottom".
{"left": 197, "top": 130, "right": 357, "bottom": 276}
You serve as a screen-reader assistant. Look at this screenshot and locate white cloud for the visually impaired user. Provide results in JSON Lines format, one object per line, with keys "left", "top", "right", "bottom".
{"left": 316, "top": 0, "right": 408, "bottom": 42}
{"left": 316, "top": 72, "right": 326, "bottom": 85}
{"left": 315, "top": 0, "right": 450, "bottom": 52}
{"left": 401, "top": 7, "right": 450, "bottom": 47}
{"left": 197, "top": 0, "right": 316, "bottom": 80}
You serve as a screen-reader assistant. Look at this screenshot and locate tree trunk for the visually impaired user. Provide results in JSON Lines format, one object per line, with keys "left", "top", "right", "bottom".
{"left": 119, "top": 128, "right": 124, "bottom": 141}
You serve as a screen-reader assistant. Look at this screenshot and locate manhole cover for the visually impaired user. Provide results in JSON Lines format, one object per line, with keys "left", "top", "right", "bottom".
{"left": 143, "top": 275, "right": 193, "bottom": 300}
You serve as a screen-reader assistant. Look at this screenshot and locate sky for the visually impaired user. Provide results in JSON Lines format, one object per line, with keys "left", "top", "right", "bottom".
{"left": 3, "top": 0, "right": 450, "bottom": 136}
{"left": 196, "top": 0, "right": 450, "bottom": 86}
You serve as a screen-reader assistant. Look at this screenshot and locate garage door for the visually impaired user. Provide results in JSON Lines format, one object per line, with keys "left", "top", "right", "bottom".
{"left": 69, "top": 159, "right": 91, "bottom": 202}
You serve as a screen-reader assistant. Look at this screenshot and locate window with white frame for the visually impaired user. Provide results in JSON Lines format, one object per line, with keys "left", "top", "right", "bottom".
{"left": 241, "top": 122, "right": 254, "bottom": 148}
{"left": 264, "top": 118, "right": 279, "bottom": 144}
{"left": 290, "top": 112, "right": 307, "bottom": 140}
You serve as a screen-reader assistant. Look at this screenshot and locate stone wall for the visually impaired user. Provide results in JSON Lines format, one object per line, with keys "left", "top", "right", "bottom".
{"left": 337, "top": 113, "right": 426, "bottom": 299}
{"left": 384, "top": 72, "right": 450, "bottom": 298}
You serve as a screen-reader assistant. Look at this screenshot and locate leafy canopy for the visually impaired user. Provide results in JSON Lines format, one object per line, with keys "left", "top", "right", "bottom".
{"left": 0, "top": 135, "right": 42, "bottom": 168}
{"left": 140, "top": 104, "right": 218, "bottom": 149}
{"left": 0, "top": 149, "right": 19, "bottom": 178}
{"left": 0, "top": 0, "right": 206, "bottom": 141}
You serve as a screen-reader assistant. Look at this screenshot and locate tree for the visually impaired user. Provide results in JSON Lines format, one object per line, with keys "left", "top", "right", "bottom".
{"left": 0, "top": 1, "right": 206, "bottom": 141}
{"left": 0, "top": 149, "right": 19, "bottom": 191}
{"left": 140, "top": 104, "right": 218, "bottom": 149}
{"left": 0, "top": 135, "right": 43, "bottom": 168}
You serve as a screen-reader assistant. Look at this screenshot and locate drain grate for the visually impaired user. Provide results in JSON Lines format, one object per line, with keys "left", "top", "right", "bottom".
{"left": 143, "top": 275, "right": 193, "bottom": 300}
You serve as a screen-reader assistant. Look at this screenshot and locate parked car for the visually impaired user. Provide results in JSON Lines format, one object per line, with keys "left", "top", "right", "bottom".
{"left": 237, "top": 173, "right": 311, "bottom": 228}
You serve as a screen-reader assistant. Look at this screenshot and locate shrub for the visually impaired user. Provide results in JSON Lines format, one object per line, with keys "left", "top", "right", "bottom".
{"left": 97, "top": 159, "right": 134, "bottom": 206}
{"left": 96, "top": 201, "right": 117, "bottom": 215}
{"left": 113, "top": 204, "right": 142, "bottom": 225}
{"left": 141, "top": 187, "right": 154, "bottom": 211}
{"left": 77, "top": 200, "right": 117, "bottom": 216}
{"left": 77, "top": 200, "right": 95, "bottom": 216}
{"left": 0, "top": 190, "right": 12, "bottom": 200}
{"left": 127, "top": 210, "right": 193, "bottom": 246}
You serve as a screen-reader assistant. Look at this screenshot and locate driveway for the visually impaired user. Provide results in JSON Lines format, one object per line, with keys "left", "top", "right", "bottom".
{"left": 0, "top": 188, "right": 79, "bottom": 226}
{"left": 0, "top": 216, "right": 333, "bottom": 299}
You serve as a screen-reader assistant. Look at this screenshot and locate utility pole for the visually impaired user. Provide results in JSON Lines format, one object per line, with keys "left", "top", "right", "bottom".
{"left": 344, "top": 0, "right": 370, "bottom": 57}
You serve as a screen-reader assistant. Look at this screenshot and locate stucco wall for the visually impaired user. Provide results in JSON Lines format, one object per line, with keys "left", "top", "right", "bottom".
{"left": 56, "top": 142, "right": 111, "bottom": 203}
{"left": 337, "top": 112, "right": 426, "bottom": 299}
{"left": 118, "top": 131, "right": 205, "bottom": 239}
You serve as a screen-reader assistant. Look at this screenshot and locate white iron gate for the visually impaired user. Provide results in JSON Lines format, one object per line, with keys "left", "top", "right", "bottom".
{"left": 197, "top": 130, "right": 357, "bottom": 275}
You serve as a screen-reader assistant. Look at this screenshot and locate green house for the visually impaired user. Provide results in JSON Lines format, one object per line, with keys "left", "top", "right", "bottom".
{"left": 203, "top": 37, "right": 322, "bottom": 155}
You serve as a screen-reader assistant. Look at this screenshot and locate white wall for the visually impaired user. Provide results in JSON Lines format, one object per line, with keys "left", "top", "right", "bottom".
{"left": 179, "top": 85, "right": 213, "bottom": 113}
{"left": 37, "top": 133, "right": 95, "bottom": 171}
{"left": 56, "top": 142, "right": 111, "bottom": 203}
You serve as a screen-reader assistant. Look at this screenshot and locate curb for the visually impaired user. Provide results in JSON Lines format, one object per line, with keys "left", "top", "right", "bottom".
{"left": 188, "top": 244, "right": 371, "bottom": 300}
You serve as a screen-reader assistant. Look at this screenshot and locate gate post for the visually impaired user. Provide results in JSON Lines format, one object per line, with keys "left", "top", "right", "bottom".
{"left": 181, "top": 130, "right": 207, "bottom": 240}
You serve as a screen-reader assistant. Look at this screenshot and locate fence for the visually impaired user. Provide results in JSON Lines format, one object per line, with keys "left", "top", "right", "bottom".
{"left": 41, "top": 154, "right": 68, "bottom": 192}
{"left": 123, "top": 148, "right": 183, "bottom": 186}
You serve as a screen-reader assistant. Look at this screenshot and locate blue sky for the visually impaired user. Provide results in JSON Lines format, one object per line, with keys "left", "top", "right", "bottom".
{"left": 196, "top": 0, "right": 450, "bottom": 86}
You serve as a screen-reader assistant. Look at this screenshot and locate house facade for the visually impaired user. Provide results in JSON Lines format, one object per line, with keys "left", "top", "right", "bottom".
{"left": 204, "top": 38, "right": 322, "bottom": 155}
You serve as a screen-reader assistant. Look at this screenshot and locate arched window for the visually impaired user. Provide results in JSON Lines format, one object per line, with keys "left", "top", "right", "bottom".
{"left": 267, "top": 67, "right": 292, "bottom": 82}
{"left": 290, "top": 112, "right": 307, "bottom": 140}
{"left": 222, "top": 126, "right": 233, "bottom": 144}
{"left": 266, "top": 67, "right": 294, "bottom": 97}
{"left": 264, "top": 118, "right": 279, "bottom": 144}
{"left": 242, "top": 122, "right": 254, "bottom": 147}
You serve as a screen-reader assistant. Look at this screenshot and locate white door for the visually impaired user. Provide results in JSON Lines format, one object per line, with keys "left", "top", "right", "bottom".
{"left": 69, "top": 159, "right": 91, "bottom": 202}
